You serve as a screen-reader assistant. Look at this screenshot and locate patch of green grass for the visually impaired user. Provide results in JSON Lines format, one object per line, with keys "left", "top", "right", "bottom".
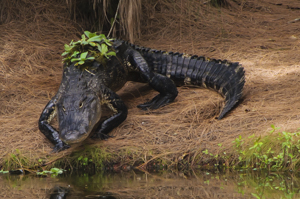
{"left": 52, "top": 145, "right": 116, "bottom": 171}
{"left": 232, "top": 125, "right": 300, "bottom": 171}
{"left": 198, "top": 125, "right": 300, "bottom": 171}
{"left": 3, "top": 149, "right": 31, "bottom": 170}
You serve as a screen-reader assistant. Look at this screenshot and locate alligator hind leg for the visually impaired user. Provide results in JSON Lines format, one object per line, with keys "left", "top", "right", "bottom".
{"left": 92, "top": 85, "right": 128, "bottom": 139}
{"left": 127, "top": 49, "right": 178, "bottom": 110}
{"left": 137, "top": 73, "right": 178, "bottom": 110}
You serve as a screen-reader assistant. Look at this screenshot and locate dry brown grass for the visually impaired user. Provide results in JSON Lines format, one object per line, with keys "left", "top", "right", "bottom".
{"left": 65, "top": 0, "right": 142, "bottom": 42}
{"left": 1, "top": 0, "right": 300, "bottom": 169}
{"left": 0, "top": 0, "right": 79, "bottom": 167}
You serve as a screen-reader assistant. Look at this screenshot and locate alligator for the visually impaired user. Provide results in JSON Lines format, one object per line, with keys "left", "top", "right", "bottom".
{"left": 38, "top": 32, "right": 245, "bottom": 152}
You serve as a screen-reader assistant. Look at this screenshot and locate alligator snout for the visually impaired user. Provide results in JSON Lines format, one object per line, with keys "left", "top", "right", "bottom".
{"left": 60, "top": 130, "right": 87, "bottom": 144}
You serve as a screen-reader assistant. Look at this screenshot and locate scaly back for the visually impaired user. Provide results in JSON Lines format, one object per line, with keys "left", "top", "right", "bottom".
{"left": 126, "top": 42, "right": 245, "bottom": 119}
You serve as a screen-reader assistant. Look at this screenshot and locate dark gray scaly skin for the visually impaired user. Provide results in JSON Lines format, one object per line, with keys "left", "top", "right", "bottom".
{"left": 39, "top": 39, "right": 245, "bottom": 152}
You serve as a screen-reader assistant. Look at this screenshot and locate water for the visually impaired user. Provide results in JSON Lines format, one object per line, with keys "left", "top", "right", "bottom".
{"left": 0, "top": 169, "right": 300, "bottom": 199}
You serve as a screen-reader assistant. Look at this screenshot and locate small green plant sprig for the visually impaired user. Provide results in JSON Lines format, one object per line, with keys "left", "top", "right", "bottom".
{"left": 36, "top": 168, "right": 65, "bottom": 177}
{"left": 0, "top": 169, "right": 9, "bottom": 174}
{"left": 62, "top": 31, "right": 116, "bottom": 66}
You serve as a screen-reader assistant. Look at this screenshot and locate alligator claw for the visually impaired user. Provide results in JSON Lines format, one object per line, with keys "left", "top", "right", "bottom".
{"left": 51, "top": 142, "right": 70, "bottom": 153}
{"left": 137, "top": 94, "right": 174, "bottom": 110}
{"left": 91, "top": 132, "right": 115, "bottom": 140}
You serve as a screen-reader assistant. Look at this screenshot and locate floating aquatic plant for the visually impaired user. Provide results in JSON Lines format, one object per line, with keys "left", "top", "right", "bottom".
{"left": 36, "top": 167, "right": 65, "bottom": 177}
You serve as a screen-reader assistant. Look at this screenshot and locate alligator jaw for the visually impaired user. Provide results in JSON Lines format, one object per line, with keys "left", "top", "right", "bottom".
{"left": 60, "top": 130, "right": 90, "bottom": 145}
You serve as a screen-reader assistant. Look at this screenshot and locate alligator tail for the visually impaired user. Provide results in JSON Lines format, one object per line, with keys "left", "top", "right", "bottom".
{"left": 129, "top": 43, "right": 245, "bottom": 119}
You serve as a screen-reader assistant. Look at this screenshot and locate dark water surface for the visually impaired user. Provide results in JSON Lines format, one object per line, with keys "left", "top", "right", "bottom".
{"left": 0, "top": 169, "right": 300, "bottom": 198}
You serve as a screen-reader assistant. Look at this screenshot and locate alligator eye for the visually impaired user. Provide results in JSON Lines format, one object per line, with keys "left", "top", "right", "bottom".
{"left": 79, "top": 102, "right": 83, "bottom": 108}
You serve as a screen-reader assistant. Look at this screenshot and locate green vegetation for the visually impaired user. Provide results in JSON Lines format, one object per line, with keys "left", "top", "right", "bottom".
{"left": 62, "top": 31, "right": 116, "bottom": 67}
{"left": 232, "top": 125, "right": 300, "bottom": 170}
{"left": 198, "top": 125, "right": 300, "bottom": 171}
{"left": 53, "top": 146, "right": 115, "bottom": 171}
{"left": 0, "top": 169, "right": 9, "bottom": 174}
{"left": 3, "top": 126, "right": 300, "bottom": 173}
{"left": 36, "top": 168, "right": 65, "bottom": 177}
{"left": 4, "top": 149, "right": 31, "bottom": 170}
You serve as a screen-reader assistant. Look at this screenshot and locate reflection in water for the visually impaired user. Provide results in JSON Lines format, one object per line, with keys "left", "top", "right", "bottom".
{"left": 49, "top": 186, "right": 69, "bottom": 199}
{"left": 1, "top": 169, "right": 300, "bottom": 198}
{"left": 49, "top": 185, "right": 117, "bottom": 199}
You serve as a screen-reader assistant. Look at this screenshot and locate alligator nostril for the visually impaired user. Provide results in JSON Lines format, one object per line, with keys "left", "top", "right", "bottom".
{"left": 61, "top": 130, "right": 80, "bottom": 142}
{"left": 60, "top": 129, "right": 89, "bottom": 144}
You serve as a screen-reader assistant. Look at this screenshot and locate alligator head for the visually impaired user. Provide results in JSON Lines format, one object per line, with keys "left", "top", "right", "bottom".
{"left": 56, "top": 77, "right": 102, "bottom": 144}
{"left": 56, "top": 90, "right": 101, "bottom": 144}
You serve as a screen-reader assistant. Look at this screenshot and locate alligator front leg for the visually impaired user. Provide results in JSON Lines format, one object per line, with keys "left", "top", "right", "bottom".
{"left": 127, "top": 49, "right": 178, "bottom": 109}
{"left": 38, "top": 99, "right": 70, "bottom": 152}
{"left": 92, "top": 85, "right": 128, "bottom": 139}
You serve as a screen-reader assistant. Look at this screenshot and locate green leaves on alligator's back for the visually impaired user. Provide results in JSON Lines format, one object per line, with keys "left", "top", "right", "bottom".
{"left": 70, "top": 51, "right": 95, "bottom": 65}
{"left": 62, "top": 31, "right": 116, "bottom": 67}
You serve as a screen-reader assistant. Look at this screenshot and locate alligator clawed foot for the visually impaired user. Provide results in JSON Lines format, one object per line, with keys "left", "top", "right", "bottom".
{"left": 51, "top": 142, "right": 70, "bottom": 153}
{"left": 91, "top": 132, "right": 114, "bottom": 140}
{"left": 137, "top": 94, "right": 175, "bottom": 110}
